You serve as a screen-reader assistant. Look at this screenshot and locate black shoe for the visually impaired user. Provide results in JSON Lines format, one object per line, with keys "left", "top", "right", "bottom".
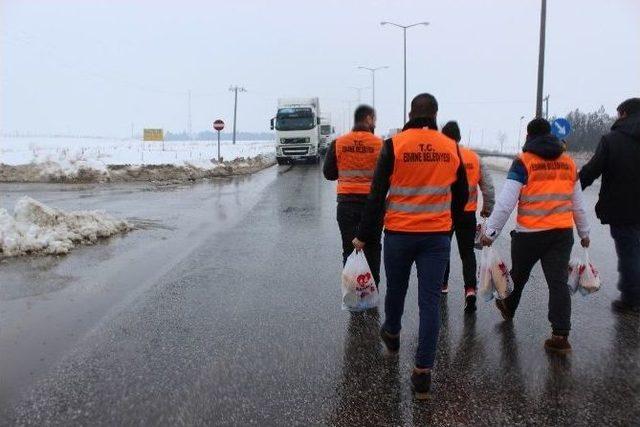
{"left": 464, "top": 289, "right": 477, "bottom": 313}
{"left": 495, "top": 298, "right": 514, "bottom": 320}
{"left": 380, "top": 327, "right": 400, "bottom": 353}
{"left": 611, "top": 299, "right": 640, "bottom": 316}
{"left": 411, "top": 368, "right": 431, "bottom": 400}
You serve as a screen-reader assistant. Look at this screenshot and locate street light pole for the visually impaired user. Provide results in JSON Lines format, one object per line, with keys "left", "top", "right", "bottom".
{"left": 403, "top": 28, "right": 407, "bottom": 122}
{"left": 381, "top": 21, "right": 429, "bottom": 124}
{"left": 535, "top": 0, "right": 547, "bottom": 118}
{"left": 357, "top": 66, "right": 389, "bottom": 111}
{"left": 229, "top": 85, "right": 246, "bottom": 145}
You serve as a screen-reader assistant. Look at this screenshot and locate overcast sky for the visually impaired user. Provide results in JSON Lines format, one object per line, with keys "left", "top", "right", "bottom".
{"left": 2, "top": 0, "right": 639, "bottom": 149}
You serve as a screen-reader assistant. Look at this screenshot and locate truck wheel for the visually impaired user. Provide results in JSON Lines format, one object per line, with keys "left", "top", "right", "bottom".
{"left": 276, "top": 157, "right": 288, "bottom": 166}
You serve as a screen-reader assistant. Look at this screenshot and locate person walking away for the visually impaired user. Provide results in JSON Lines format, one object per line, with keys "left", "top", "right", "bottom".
{"left": 440, "top": 121, "right": 495, "bottom": 312}
{"left": 352, "top": 94, "right": 468, "bottom": 398}
{"left": 480, "top": 118, "right": 590, "bottom": 354}
{"left": 323, "top": 105, "right": 383, "bottom": 285}
{"left": 580, "top": 98, "right": 640, "bottom": 316}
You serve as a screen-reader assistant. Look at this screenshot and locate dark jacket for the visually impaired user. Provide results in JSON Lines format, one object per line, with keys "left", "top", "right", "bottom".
{"left": 322, "top": 124, "right": 373, "bottom": 203}
{"left": 579, "top": 113, "right": 640, "bottom": 225}
{"left": 356, "top": 117, "right": 469, "bottom": 242}
{"left": 507, "top": 134, "right": 566, "bottom": 184}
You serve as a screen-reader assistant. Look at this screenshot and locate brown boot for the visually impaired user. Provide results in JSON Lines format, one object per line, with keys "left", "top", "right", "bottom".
{"left": 544, "top": 335, "right": 572, "bottom": 354}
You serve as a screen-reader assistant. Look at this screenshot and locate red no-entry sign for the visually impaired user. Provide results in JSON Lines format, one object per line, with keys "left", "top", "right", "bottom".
{"left": 213, "top": 119, "right": 225, "bottom": 131}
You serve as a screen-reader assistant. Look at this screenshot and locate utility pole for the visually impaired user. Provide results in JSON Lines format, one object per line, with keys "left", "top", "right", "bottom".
{"left": 187, "top": 90, "right": 192, "bottom": 140}
{"left": 517, "top": 115, "right": 525, "bottom": 150}
{"left": 229, "top": 85, "right": 246, "bottom": 145}
{"left": 357, "top": 66, "right": 389, "bottom": 111}
{"left": 544, "top": 94, "right": 550, "bottom": 119}
{"left": 349, "top": 87, "right": 368, "bottom": 104}
{"left": 535, "top": 0, "right": 547, "bottom": 118}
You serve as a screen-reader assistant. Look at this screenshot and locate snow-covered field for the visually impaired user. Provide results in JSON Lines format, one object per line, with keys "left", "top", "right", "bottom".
{"left": 482, "top": 155, "right": 513, "bottom": 172}
{"left": 0, "top": 196, "right": 131, "bottom": 257}
{"left": 0, "top": 137, "right": 276, "bottom": 182}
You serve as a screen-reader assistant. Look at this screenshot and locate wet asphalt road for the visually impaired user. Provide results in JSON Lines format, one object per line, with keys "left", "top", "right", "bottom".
{"left": 1, "top": 164, "right": 639, "bottom": 426}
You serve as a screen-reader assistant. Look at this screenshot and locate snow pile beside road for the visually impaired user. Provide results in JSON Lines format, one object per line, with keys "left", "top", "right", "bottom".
{"left": 482, "top": 156, "right": 513, "bottom": 172}
{"left": 0, "top": 137, "right": 276, "bottom": 183}
{"left": 0, "top": 197, "right": 132, "bottom": 257}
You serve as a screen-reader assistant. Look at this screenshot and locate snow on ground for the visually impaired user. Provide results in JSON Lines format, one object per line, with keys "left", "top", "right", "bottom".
{"left": 0, "top": 137, "right": 276, "bottom": 182}
{"left": 482, "top": 155, "right": 513, "bottom": 172}
{"left": 0, "top": 196, "right": 132, "bottom": 257}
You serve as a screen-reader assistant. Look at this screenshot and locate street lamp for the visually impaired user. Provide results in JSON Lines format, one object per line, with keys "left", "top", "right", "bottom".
{"left": 357, "top": 66, "right": 389, "bottom": 111}
{"left": 380, "top": 21, "right": 429, "bottom": 124}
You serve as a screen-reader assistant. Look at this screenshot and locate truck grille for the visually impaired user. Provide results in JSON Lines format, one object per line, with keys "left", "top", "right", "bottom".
{"left": 282, "top": 147, "right": 309, "bottom": 156}
{"left": 281, "top": 138, "right": 308, "bottom": 144}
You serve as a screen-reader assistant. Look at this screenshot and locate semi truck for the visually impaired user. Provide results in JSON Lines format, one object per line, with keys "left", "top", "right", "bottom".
{"left": 319, "top": 118, "right": 335, "bottom": 155}
{"left": 271, "top": 97, "right": 321, "bottom": 165}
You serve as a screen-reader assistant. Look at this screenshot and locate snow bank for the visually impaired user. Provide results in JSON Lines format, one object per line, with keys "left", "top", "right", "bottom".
{"left": 0, "top": 197, "right": 132, "bottom": 257}
{"left": 0, "top": 137, "right": 276, "bottom": 183}
{"left": 482, "top": 156, "right": 513, "bottom": 172}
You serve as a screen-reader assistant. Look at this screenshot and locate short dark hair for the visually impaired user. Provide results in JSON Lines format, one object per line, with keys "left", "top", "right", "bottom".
{"left": 527, "top": 117, "right": 551, "bottom": 137}
{"left": 442, "top": 121, "right": 461, "bottom": 142}
{"left": 617, "top": 98, "right": 640, "bottom": 116}
{"left": 354, "top": 104, "right": 375, "bottom": 123}
{"left": 409, "top": 93, "right": 438, "bottom": 118}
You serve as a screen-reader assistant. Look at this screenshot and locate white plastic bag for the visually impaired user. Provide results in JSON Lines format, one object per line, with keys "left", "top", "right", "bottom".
{"left": 341, "top": 250, "right": 379, "bottom": 311}
{"left": 474, "top": 219, "right": 486, "bottom": 250}
{"left": 478, "top": 246, "right": 513, "bottom": 301}
{"left": 567, "top": 258, "right": 581, "bottom": 295}
{"left": 578, "top": 248, "right": 601, "bottom": 295}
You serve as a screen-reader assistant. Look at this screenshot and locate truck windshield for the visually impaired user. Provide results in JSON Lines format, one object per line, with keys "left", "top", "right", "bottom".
{"left": 276, "top": 108, "right": 315, "bottom": 131}
{"left": 320, "top": 125, "right": 331, "bottom": 135}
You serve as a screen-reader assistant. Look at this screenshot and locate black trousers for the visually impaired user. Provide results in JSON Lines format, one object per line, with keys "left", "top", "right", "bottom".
{"left": 337, "top": 201, "right": 382, "bottom": 285}
{"left": 443, "top": 211, "right": 477, "bottom": 290}
{"left": 506, "top": 229, "right": 574, "bottom": 336}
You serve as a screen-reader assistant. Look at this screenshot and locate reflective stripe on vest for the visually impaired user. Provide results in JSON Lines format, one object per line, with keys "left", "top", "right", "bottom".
{"left": 338, "top": 169, "right": 375, "bottom": 178}
{"left": 384, "top": 128, "right": 461, "bottom": 232}
{"left": 460, "top": 146, "right": 481, "bottom": 212}
{"left": 335, "top": 131, "right": 382, "bottom": 194}
{"left": 516, "top": 152, "right": 576, "bottom": 230}
{"left": 388, "top": 185, "right": 450, "bottom": 196}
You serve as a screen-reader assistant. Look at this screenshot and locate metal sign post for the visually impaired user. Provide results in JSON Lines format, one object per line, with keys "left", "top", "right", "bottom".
{"left": 213, "top": 119, "right": 225, "bottom": 162}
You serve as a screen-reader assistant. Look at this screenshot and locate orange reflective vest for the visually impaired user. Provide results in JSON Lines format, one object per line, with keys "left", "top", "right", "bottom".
{"left": 335, "top": 131, "right": 382, "bottom": 194}
{"left": 460, "top": 146, "right": 480, "bottom": 212}
{"left": 385, "top": 128, "right": 461, "bottom": 232}
{"left": 517, "top": 152, "right": 576, "bottom": 230}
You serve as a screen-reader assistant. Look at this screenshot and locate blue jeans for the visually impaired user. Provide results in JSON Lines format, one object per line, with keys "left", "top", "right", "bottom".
{"left": 382, "top": 233, "right": 451, "bottom": 368}
{"left": 610, "top": 225, "right": 640, "bottom": 306}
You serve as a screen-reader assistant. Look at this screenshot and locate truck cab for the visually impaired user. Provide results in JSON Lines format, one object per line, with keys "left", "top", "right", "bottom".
{"left": 271, "top": 98, "right": 321, "bottom": 165}
{"left": 319, "top": 119, "right": 335, "bottom": 155}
